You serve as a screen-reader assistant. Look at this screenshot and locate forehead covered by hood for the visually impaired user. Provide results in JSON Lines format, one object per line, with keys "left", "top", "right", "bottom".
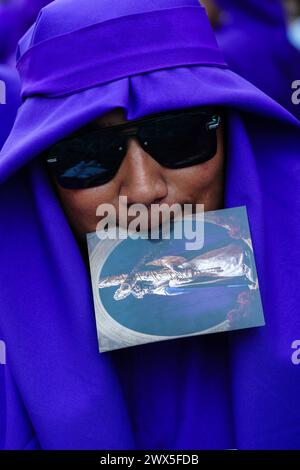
{"left": 0, "top": 0, "right": 51, "bottom": 63}
{"left": 17, "top": 0, "right": 228, "bottom": 99}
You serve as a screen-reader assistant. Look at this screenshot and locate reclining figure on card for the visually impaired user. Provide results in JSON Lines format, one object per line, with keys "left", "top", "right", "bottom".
{"left": 98, "top": 242, "right": 257, "bottom": 301}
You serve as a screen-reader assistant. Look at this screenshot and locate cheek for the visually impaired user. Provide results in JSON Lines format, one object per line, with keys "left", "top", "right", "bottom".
{"left": 166, "top": 154, "right": 224, "bottom": 204}
{"left": 55, "top": 182, "right": 119, "bottom": 233}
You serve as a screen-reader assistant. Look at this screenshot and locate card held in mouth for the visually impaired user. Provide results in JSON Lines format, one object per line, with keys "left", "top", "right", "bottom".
{"left": 87, "top": 206, "right": 265, "bottom": 353}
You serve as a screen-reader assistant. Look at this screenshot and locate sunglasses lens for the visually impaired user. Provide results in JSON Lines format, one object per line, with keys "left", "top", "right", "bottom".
{"left": 45, "top": 110, "right": 221, "bottom": 189}
{"left": 139, "top": 113, "right": 218, "bottom": 168}
{"left": 46, "top": 133, "right": 126, "bottom": 189}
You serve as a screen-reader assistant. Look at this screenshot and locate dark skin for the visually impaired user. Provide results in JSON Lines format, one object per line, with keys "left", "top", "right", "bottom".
{"left": 52, "top": 107, "right": 225, "bottom": 239}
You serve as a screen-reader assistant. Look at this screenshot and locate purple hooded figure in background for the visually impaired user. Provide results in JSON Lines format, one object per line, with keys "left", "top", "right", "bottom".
{"left": 208, "top": 0, "right": 300, "bottom": 119}
{"left": 0, "top": 0, "right": 52, "bottom": 65}
{"left": 0, "top": 0, "right": 300, "bottom": 450}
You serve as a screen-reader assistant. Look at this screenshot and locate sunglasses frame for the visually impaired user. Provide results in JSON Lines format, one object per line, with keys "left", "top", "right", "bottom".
{"left": 44, "top": 106, "right": 223, "bottom": 189}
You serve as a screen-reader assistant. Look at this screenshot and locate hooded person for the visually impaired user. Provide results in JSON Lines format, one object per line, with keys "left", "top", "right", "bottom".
{"left": 0, "top": 0, "right": 300, "bottom": 450}
{"left": 208, "top": 0, "right": 300, "bottom": 119}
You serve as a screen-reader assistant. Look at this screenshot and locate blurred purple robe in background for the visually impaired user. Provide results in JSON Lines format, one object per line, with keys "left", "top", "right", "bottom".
{"left": 214, "top": 0, "right": 300, "bottom": 119}
{"left": 0, "top": 0, "right": 51, "bottom": 65}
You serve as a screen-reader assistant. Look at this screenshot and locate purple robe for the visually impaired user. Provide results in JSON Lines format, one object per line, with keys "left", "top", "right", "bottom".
{"left": 0, "top": 0, "right": 300, "bottom": 450}
{"left": 214, "top": 0, "right": 300, "bottom": 119}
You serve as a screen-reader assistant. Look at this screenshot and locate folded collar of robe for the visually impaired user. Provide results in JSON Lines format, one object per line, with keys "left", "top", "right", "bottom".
{"left": 16, "top": 5, "right": 228, "bottom": 100}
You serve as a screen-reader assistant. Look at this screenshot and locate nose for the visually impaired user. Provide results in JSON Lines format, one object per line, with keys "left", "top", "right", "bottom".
{"left": 117, "top": 137, "right": 168, "bottom": 206}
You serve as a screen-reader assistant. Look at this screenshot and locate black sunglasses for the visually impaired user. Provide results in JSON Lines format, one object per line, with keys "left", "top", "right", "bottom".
{"left": 44, "top": 107, "right": 222, "bottom": 190}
